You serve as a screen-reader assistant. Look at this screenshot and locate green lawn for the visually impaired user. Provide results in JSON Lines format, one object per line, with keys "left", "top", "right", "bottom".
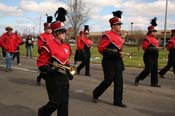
{"left": 2, "top": 43, "right": 169, "bottom": 69}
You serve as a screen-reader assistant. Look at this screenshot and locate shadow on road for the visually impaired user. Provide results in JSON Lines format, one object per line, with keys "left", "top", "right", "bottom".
{"left": 0, "top": 102, "right": 36, "bottom": 116}
{"left": 70, "top": 90, "right": 92, "bottom": 103}
{"left": 134, "top": 108, "right": 175, "bottom": 116}
{"left": 7, "top": 77, "right": 43, "bottom": 87}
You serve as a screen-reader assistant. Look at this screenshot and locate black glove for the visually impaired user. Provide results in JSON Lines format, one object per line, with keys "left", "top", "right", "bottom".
{"left": 66, "top": 69, "right": 74, "bottom": 80}
{"left": 38, "top": 72, "right": 47, "bottom": 80}
{"left": 39, "top": 65, "right": 57, "bottom": 75}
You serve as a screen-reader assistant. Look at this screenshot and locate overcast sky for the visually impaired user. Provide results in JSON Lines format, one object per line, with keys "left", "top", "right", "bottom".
{"left": 0, "top": 0, "right": 175, "bottom": 35}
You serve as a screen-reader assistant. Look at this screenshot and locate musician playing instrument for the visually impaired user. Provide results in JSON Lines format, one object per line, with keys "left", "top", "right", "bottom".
{"left": 92, "top": 10, "right": 127, "bottom": 108}
{"left": 37, "top": 7, "right": 72, "bottom": 116}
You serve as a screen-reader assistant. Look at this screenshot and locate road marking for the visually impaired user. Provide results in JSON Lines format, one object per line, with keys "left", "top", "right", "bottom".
{"left": 0, "top": 64, "right": 38, "bottom": 73}
{"left": 74, "top": 90, "right": 84, "bottom": 93}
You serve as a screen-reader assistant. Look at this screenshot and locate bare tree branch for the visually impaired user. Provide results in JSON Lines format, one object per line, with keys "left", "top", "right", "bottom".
{"left": 66, "top": 0, "right": 90, "bottom": 38}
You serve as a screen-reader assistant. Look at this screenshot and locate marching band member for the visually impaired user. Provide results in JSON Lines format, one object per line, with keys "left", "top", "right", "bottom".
{"left": 135, "top": 17, "right": 161, "bottom": 87}
{"left": 37, "top": 7, "right": 72, "bottom": 116}
{"left": 159, "top": 29, "right": 175, "bottom": 78}
{"left": 36, "top": 15, "right": 54, "bottom": 85}
{"left": 76, "top": 25, "right": 92, "bottom": 76}
{"left": 74, "top": 30, "right": 84, "bottom": 67}
{"left": 92, "top": 10, "right": 127, "bottom": 108}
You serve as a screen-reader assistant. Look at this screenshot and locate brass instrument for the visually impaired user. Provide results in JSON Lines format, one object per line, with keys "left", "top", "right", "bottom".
{"left": 121, "top": 52, "right": 132, "bottom": 58}
{"left": 49, "top": 62, "right": 76, "bottom": 76}
{"left": 105, "top": 48, "right": 132, "bottom": 58}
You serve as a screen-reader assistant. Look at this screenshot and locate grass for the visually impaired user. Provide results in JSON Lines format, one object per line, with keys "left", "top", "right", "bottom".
{"left": 1, "top": 43, "right": 169, "bottom": 69}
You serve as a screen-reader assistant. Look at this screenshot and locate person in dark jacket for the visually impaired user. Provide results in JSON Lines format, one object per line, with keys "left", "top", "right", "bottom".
{"left": 25, "top": 35, "right": 34, "bottom": 58}
{"left": 92, "top": 10, "right": 126, "bottom": 108}
{"left": 134, "top": 17, "right": 160, "bottom": 87}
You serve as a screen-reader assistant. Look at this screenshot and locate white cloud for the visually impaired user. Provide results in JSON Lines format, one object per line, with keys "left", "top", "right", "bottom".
{"left": 19, "top": 0, "right": 67, "bottom": 14}
{"left": 0, "top": 0, "right": 175, "bottom": 34}
{"left": 84, "top": 0, "right": 121, "bottom": 7}
{"left": 0, "top": 3, "right": 23, "bottom": 16}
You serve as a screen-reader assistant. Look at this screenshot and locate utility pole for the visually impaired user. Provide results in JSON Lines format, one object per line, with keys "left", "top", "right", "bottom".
{"left": 39, "top": 16, "right": 41, "bottom": 34}
{"left": 131, "top": 22, "right": 133, "bottom": 35}
{"left": 163, "top": 0, "right": 168, "bottom": 49}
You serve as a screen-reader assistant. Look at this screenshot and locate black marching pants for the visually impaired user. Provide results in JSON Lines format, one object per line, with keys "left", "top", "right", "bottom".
{"left": 77, "top": 46, "right": 91, "bottom": 75}
{"left": 137, "top": 51, "right": 158, "bottom": 85}
{"left": 159, "top": 51, "right": 175, "bottom": 76}
{"left": 38, "top": 72, "right": 69, "bottom": 116}
{"left": 93, "top": 58, "right": 123, "bottom": 104}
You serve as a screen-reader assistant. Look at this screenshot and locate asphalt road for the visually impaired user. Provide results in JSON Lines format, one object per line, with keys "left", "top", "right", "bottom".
{"left": 0, "top": 57, "right": 175, "bottom": 116}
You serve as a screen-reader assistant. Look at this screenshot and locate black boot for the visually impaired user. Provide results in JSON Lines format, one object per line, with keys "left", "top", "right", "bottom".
{"left": 134, "top": 77, "right": 139, "bottom": 86}
{"left": 36, "top": 75, "right": 42, "bottom": 86}
{"left": 113, "top": 102, "right": 127, "bottom": 108}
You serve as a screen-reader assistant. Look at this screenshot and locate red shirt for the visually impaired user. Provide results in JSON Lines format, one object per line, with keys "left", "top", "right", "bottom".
{"left": 77, "top": 35, "right": 84, "bottom": 50}
{"left": 37, "top": 39, "right": 72, "bottom": 67}
{"left": 0, "top": 32, "right": 22, "bottom": 53}
{"left": 167, "top": 37, "right": 175, "bottom": 50}
{"left": 37, "top": 32, "right": 54, "bottom": 50}
{"left": 77, "top": 35, "right": 92, "bottom": 50}
{"left": 142, "top": 35, "right": 159, "bottom": 50}
{"left": 98, "top": 30, "right": 124, "bottom": 54}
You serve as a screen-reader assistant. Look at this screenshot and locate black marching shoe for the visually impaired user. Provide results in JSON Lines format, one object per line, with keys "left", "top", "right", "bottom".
{"left": 151, "top": 84, "right": 161, "bottom": 87}
{"left": 92, "top": 97, "right": 98, "bottom": 103}
{"left": 92, "top": 93, "right": 98, "bottom": 103}
{"left": 36, "top": 76, "right": 41, "bottom": 86}
{"left": 134, "top": 77, "right": 139, "bottom": 86}
{"left": 113, "top": 102, "right": 127, "bottom": 108}
{"left": 76, "top": 68, "right": 80, "bottom": 75}
{"left": 85, "top": 74, "right": 91, "bottom": 76}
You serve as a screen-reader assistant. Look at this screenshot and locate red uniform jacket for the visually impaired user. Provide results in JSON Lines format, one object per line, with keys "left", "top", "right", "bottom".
{"left": 167, "top": 37, "right": 175, "bottom": 51}
{"left": 37, "top": 32, "right": 54, "bottom": 50}
{"left": 77, "top": 36, "right": 92, "bottom": 50}
{"left": 98, "top": 30, "right": 124, "bottom": 54}
{"left": 142, "top": 35, "right": 159, "bottom": 50}
{"left": 37, "top": 39, "right": 72, "bottom": 67}
{"left": 0, "top": 32, "right": 22, "bottom": 53}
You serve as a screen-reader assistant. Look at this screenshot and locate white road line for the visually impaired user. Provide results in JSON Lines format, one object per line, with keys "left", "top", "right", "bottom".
{"left": 0, "top": 64, "right": 38, "bottom": 73}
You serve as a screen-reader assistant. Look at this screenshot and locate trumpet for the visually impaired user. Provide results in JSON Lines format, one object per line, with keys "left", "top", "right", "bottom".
{"left": 121, "top": 52, "right": 132, "bottom": 58}
{"left": 49, "top": 62, "right": 76, "bottom": 76}
{"left": 105, "top": 48, "right": 132, "bottom": 58}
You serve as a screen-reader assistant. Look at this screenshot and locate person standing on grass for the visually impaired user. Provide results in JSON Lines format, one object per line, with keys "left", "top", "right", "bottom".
{"left": 25, "top": 35, "right": 34, "bottom": 59}
{"left": 134, "top": 17, "right": 160, "bottom": 87}
{"left": 92, "top": 10, "right": 126, "bottom": 108}
{"left": 159, "top": 29, "right": 175, "bottom": 78}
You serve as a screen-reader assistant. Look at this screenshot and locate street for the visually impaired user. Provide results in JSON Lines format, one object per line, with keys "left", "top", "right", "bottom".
{"left": 0, "top": 57, "right": 175, "bottom": 116}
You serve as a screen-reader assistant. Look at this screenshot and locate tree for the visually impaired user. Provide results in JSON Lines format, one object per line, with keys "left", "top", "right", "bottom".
{"left": 66, "top": 0, "right": 90, "bottom": 38}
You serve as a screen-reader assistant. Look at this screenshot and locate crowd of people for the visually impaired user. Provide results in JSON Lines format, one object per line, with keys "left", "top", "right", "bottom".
{"left": 0, "top": 7, "right": 175, "bottom": 116}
